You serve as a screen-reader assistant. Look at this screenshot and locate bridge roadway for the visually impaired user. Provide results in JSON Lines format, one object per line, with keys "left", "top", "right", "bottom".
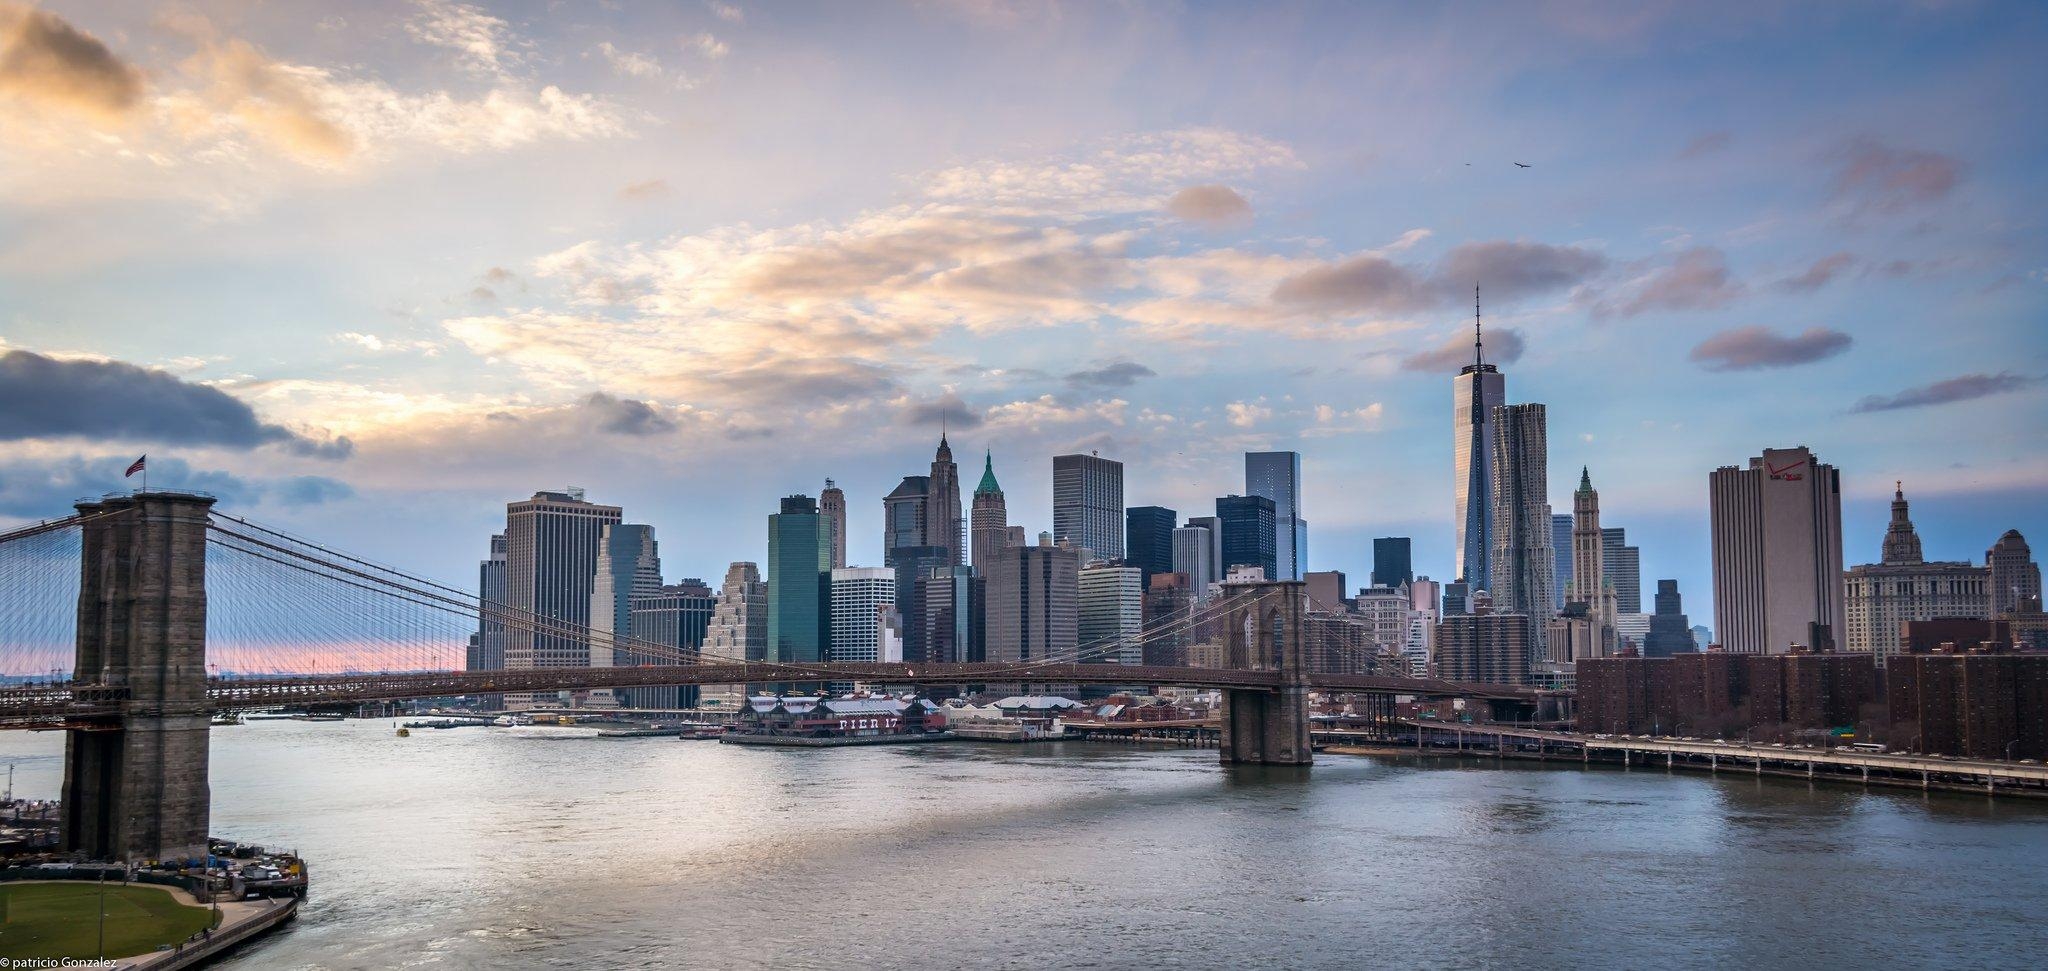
{"left": 1376, "top": 719, "right": 2048, "bottom": 792}
{"left": 0, "top": 663, "right": 1537, "bottom": 728}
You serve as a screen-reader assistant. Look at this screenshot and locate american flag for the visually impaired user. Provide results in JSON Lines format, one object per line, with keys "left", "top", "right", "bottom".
{"left": 125, "top": 455, "right": 146, "bottom": 477}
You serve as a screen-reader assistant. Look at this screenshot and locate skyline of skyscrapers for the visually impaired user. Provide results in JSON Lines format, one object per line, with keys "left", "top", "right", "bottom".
{"left": 459, "top": 356, "right": 2039, "bottom": 706}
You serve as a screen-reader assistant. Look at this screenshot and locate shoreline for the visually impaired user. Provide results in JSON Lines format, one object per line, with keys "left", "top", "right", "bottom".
{"left": 1321, "top": 744, "right": 2048, "bottom": 798}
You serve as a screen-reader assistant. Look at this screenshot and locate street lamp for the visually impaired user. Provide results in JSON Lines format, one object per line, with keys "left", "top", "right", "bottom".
{"left": 97, "top": 863, "right": 108, "bottom": 960}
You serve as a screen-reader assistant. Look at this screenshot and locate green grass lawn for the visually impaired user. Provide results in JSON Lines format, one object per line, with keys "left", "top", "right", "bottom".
{"left": 0, "top": 881, "right": 219, "bottom": 961}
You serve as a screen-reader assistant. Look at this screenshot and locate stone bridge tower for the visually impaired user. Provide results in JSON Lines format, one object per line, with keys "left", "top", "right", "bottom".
{"left": 62, "top": 492, "right": 215, "bottom": 863}
{"left": 1217, "top": 579, "right": 1312, "bottom": 765}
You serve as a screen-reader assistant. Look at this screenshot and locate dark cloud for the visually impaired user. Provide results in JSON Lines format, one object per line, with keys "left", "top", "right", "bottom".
{"left": 1688, "top": 326, "right": 1852, "bottom": 371}
{"left": 1271, "top": 253, "right": 1432, "bottom": 312}
{"left": 1773, "top": 253, "right": 1857, "bottom": 294}
{"left": 0, "top": 350, "right": 349, "bottom": 458}
{"left": 1587, "top": 246, "right": 1744, "bottom": 319}
{"left": 1064, "top": 361, "right": 1156, "bottom": 390}
{"left": 1401, "top": 328, "right": 1526, "bottom": 373}
{"left": 1272, "top": 241, "right": 1605, "bottom": 314}
{"left": 1851, "top": 372, "right": 2036, "bottom": 413}
{"left": 0, "top": 3, "right": 145, "bottom": 122}
{"left": 900, "top": 392, "right": 984, "bottom": 430}
{"left": 580, "top": 392, "right": 676, "bottom": 436}
{"left": 1678, "top": 131, "right": 1731, "bottom": 160}
{"left": 1435, "top": 241, "right": 1608, "bottom": 302}
{"left": 1831, "top": 137, "right": 1963, "bottom": 215}
{"left": 281, "top": 436, "right": 356, "bottom": 460}
{"left": 701, "top": 357, "right": 901, "bottom": 409}
{"left": 1165, "top": 184, "right": 1252, "bottom": 225}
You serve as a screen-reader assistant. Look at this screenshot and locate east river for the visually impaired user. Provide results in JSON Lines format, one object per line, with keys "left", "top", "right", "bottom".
{"left": 5, "top": 721, "right": 2047, "bottom": 969}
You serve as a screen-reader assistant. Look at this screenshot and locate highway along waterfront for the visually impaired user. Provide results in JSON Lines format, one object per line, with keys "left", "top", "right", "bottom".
{"left": 3, "top": 720, "right": 2046, "bottom": 968}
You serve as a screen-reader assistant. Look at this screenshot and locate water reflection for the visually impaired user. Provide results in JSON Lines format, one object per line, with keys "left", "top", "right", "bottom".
{"left": 0, "top": 723, "right": 2042, "bottom": 969}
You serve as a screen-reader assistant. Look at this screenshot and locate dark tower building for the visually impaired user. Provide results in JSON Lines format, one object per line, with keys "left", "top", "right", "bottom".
{"left": 926, "top": 433, "right": 964, "bottom": 566}
{"left": 883, "top": 475, "right": 930, "bottom": 566}
{"left": 1126, "top": 505, "right": 1177, "bottom": 582}
{"left": 1371, "top": 537, "right": 1413, "bottom": 589}
{"left": 1217, "top": 494, "right": 1278, "bottom": 580}
{"left": 1643, "top": 579, "right": 1694, "bottom": 658}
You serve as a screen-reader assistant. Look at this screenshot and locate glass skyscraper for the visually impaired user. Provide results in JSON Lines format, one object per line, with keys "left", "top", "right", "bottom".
{"left": 1216, "top": 494, "right": 1277, "bottom": 581}
{"left": 767, "top": 495, "right": 832, "bottom": 665}
{"left": 1453, "top": 321, "right": 1506, "bottom": 590}
{"left": 1371, "top": 537, "right": 1412, "bottom": 589}
{"left": 1245, "top": 451, "right": 1307, "bottom": 581}
{"left": 1125, "top": 505, "right": 1177, "bottom": 582}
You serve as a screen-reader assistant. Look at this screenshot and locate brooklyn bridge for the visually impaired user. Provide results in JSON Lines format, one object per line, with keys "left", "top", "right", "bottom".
{"left": 0, "top": 491, "right": 1543, "bottom": 865}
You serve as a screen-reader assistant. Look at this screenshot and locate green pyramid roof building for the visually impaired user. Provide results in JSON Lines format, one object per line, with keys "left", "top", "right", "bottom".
{"left": 975, "top": 450, "right": 1002, "bottom": 496}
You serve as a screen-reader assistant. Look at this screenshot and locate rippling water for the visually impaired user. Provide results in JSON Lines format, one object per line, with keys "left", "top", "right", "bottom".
{"left": 4, "top": 721, "right": 2046, "bottom": 969}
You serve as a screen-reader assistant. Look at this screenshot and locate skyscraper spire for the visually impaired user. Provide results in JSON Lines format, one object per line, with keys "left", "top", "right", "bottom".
{"left": 1473, "top": 283, "right": 1484, "bottom": 368}
{"left": 1579, "top": 466, "right": 1593, "bottom": 493}
{"left": 976, "top": 449, "right": 1002, "bottom": 496}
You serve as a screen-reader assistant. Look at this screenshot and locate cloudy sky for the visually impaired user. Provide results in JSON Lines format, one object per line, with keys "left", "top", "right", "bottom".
{"left": 2, "top": 0, "right": 2044, "bottom": 623}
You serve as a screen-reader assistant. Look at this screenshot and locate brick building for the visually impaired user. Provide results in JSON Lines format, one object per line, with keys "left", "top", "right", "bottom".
{"left": 1886, "top": 650, "right": 2048, "bottom": 760}
{"left": 1578, "top": 650, "right": 1875, "bottom": 740}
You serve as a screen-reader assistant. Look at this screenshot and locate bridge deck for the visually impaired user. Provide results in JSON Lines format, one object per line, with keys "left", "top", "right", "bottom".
{"left": 0, "top": 664, "right": 1536, "bottom": 726}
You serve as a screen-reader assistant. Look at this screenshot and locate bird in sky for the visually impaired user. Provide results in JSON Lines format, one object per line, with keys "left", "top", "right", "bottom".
{"left": 1514, "top": 162, "right": 1532, "bottom": 168}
